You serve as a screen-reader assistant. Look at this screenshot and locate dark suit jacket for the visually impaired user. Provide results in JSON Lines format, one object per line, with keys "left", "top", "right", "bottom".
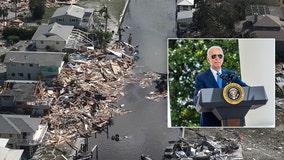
{"left": 193, "top": 69, "right": 247, "bottom": 127}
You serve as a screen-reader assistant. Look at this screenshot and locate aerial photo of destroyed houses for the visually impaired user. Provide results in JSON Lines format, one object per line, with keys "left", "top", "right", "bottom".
{"left": 0, "top": 0, "right": 283, "bottom": 160}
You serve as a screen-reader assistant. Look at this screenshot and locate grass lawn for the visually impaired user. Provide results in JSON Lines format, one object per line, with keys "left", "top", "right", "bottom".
{"left": 42, "top": 7, "right": 57, "bottom": 23}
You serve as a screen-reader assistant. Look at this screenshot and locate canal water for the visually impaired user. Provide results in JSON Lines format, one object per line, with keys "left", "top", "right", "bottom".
{"left": 89, "top": 0, "right": 180, "bottom": 159}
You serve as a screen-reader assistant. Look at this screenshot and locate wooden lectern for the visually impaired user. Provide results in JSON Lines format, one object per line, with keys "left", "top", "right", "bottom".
{"left": 196, "top": 86, "right": 268, "bottom": 127}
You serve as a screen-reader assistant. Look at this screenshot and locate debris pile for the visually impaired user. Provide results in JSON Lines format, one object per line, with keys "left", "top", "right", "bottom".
{"left": 140, "top": 72, "right": 167, "bottom": 102}
{"left": 41, "top": 48, "right": 137, "bottom": 144}
{"left": 169, "top": 129, "right": 244, "bottom": 160}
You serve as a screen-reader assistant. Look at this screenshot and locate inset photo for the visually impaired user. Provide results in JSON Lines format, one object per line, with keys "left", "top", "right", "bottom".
{"left": 168, "top": 38, "right": 275, "bottom": 128}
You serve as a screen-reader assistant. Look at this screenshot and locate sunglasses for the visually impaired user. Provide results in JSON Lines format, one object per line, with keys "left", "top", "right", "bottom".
{"left": 211, "top": 54, "right": 223, "bottom": 59}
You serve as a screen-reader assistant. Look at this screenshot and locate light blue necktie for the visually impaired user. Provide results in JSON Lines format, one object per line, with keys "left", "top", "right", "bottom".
{"left": 217, "top": 72, "right": 222, "bottom": 88}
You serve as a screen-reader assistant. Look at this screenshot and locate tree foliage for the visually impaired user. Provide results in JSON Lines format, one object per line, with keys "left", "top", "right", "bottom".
{"left": 92, "top": 30, "right": 113, "bottom": 49}
{"left": 192, "top": 0, "right": 239, "bottom": 37}
{"left": 168, "top": 39, "right": 240, "bottom": 127}
{"left": 7, "top": 35, "right": 20, "bottom": 45}
{"left": 2, "top": 27, "right": 37, "bottom": 41}
{"left": 29, "top": 0, "right": 45, "bottom": 20}
{"left": 192, "top": 0, "right": 279, "bottom": 38}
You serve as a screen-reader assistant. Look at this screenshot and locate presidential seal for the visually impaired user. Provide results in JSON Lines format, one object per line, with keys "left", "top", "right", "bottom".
{"left": 223, "top": 83, "right": 245, "bottom": 105}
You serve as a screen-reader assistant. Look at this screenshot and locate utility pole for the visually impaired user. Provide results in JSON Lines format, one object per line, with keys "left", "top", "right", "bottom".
{"left": 105, "top": 6, "right": 108, "bottom": 33}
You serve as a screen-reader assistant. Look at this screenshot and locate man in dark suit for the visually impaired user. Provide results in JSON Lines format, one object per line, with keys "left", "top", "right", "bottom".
{"left": 193, "top": 46, "right": 247, "bottom": 126}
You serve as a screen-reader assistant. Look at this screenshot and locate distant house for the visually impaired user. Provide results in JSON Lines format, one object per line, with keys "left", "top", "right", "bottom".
{"left": 176, "top": 0, "right": 195, "bottom": 36}
{"left": 4, "top": 51, "right": 66, "bottom": 80}
{"left": 49, "top": 4, "right": 95, "bottom": 31}
{"left": 0, "top": 114, "right": 48, "bottom": 159}
{"left": 0, "top": 138, "right": 24, "bottom": 160}
{"left": 31, "top": 22, "right": 74, "bottom": 52}
{"left": 236, "top": 11, "right": 284, "bottom": 59}
{"left": 177, "top": 0, "right": 195, "bottom": 23}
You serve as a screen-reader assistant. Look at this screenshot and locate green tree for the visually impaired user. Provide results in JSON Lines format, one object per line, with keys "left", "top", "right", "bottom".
{"left": 2, "top": 27, "right": 37, "bottom": 40}
{"left": 192, "top": 0, "right": 239, "bottom": 37}
{"left": 7, "top": 35, "right": 20, "bottom": 45}
{"left": 92, "top": 30, "right": 113, "bottom": 49}
{"left": 29, "top": 0, "right": 45, "bottom": 20}
{"left": 168, "top": 39, "right": 240, "bottom": 127}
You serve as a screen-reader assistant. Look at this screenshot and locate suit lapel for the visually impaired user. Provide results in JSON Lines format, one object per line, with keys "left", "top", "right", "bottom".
{"left": 205, "top": 69, "right": 219, "bottom": 88}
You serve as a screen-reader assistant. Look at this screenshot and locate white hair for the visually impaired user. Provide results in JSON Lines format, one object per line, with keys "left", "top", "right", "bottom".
{"left": 207, "top": 46, "right": 224, "bottom": 57}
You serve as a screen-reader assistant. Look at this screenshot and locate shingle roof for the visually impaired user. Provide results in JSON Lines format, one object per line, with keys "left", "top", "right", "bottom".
{"left": 8, "top": 118, "right": 35, "bottom": 133}
{"left": 251, "top": 15, "right": 284, "bottom": 40}
{"left": 0, "top": 116, "right": 20, "bottom": 134}
{"left": 32, "top": 22, "right": 74, "bottom": 41}
{"left": 236, "top": 14, "right": 284, "bottom": 40}
{"left": 0, "top": 114, "right": 41, "bottom": 134}
{"left": 4, "top": 51, "right": 65, "bottom": 67}
{"left": 52, "top": 5, "right": 85, "bottom": 19}
{"left": 252, "top": 15, "right": 280, "bottom": 28}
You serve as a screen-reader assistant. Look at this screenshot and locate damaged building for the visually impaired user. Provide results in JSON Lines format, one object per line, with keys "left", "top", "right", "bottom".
{"left": 0, "top": 80, "right": 47, "bottom": 115}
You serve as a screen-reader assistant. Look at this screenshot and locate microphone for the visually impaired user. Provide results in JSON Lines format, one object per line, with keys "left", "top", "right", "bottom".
{"left": 220, "top": 73, "right": 236, "bottom": 84}
{"left": 228, "top": 73, "right": 236, "bottom": 83}
{"left": 220, "top": 74, "right": 229, "bottom": 84}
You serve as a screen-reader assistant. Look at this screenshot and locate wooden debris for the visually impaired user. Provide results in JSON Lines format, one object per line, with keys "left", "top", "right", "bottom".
{"left": 41, "top": 48, "right": 137, "bottom": 145}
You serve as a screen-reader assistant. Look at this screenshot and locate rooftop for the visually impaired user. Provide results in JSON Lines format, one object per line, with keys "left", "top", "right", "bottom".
{"left": 4, "top": 51, "right": 65, "bottom": 67}
{"left": 0, "top": 114, "right": 41, "bottom": 134}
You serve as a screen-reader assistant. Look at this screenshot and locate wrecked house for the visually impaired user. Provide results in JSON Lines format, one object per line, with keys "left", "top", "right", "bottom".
{"left": 0, "top": 80, "right": 47, "bottom": 115}
{"left": 0, "top": 114, "right": 48, "bottom": 159}
{"left": 39, "top": 47, "right": 137, "bottom": 144}
{"left": 164, "top": 129, "right": 244, "bottom": 160}
{"left": 4, "top": 51, "right": 66, "bottom": 80}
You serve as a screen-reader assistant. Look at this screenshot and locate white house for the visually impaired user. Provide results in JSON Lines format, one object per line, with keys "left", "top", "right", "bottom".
{"left": 4, "top": 51, "right": 66, "bottom": 80}
{"left": 0, "top": 114, "right": 48, "bottom": 159}
{"left": 49, "top": 4, "right": 95, "bottom": 31}
{"left": 31, "top": 22, "right": 74, "bottom": 52}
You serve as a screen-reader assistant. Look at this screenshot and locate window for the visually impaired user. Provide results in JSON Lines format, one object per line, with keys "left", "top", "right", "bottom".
{"left": 71, "top": 18, "right": 76, "bottom": 22}
{"left": 18, "top": 73, "right": 24, "bottom": 77}
{"left": 11, "top": 73, "right": 15, "bottom": 76}
{"left": 30, "top": 64, "right": 33, "bottom": 67}
{"left": 58, "top": 18, "right": 63, "bottom": 22}
{"left": 41, "top": 41, "right": 44, "bottom": 44}
{"left": 56, "top": 41, "right": 59, "bottom": 44}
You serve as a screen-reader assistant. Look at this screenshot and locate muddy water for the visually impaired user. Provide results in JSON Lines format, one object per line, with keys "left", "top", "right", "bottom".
{"left": 88, "top": 0, "right": 180, "bottom": 160}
